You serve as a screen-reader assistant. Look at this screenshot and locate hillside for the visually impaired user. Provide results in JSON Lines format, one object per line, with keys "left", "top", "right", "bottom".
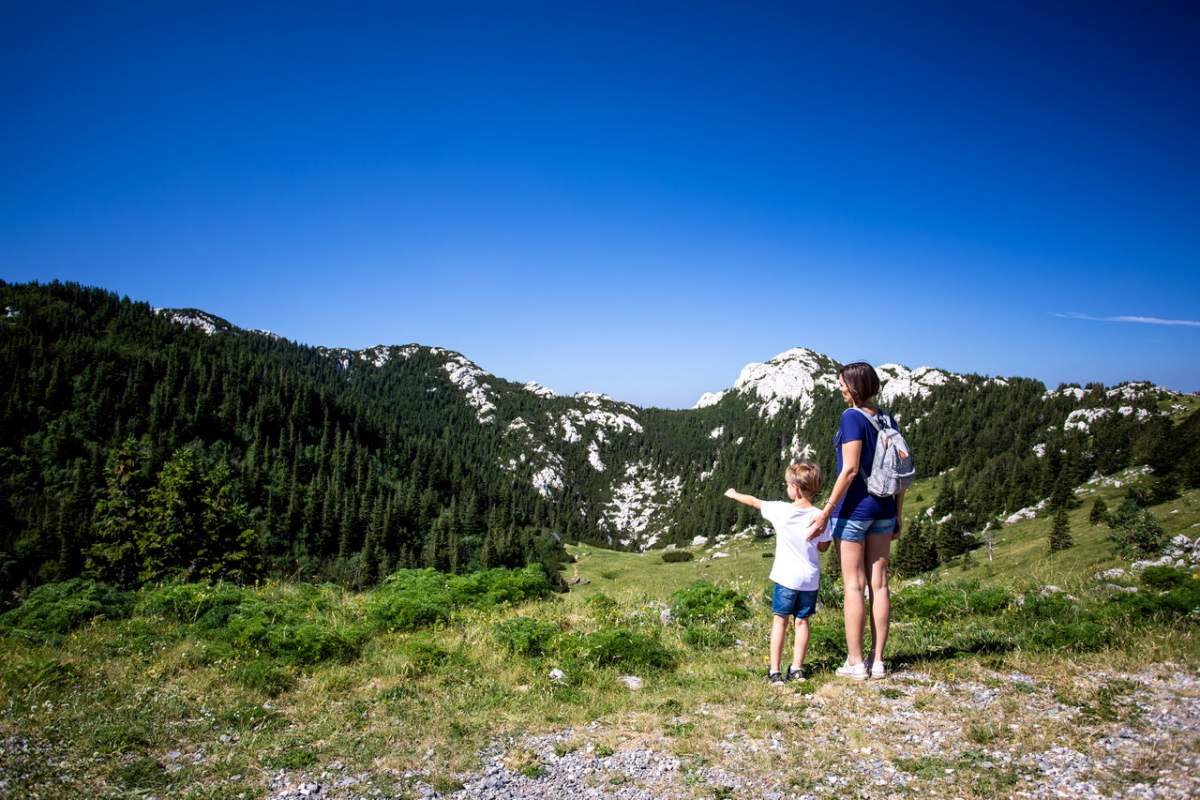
{"left": 1, "top": 467, "right": 1197, "bottom": 798}
{"left": 5, "top": 280, "right": 1197, "bottom": 596}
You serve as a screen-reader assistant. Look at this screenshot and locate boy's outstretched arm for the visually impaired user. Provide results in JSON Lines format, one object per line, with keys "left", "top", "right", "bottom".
{"left": 723, "top": 488, "right": 762, "bottom": 509}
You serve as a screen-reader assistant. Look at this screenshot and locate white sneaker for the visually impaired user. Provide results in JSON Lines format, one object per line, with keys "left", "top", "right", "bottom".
{"left": 870, "top": 660, "right": 886, "bottom": 679}
{"left": 836, "top": 660, "right": 868, "bottom": 681}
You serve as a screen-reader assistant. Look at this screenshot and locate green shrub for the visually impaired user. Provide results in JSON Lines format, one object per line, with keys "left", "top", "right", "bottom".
{"left": 681, "top": 624, "right": 734, "bottom": 649}
{"left": 669, "top": 581, "right": 750, "bottom": 626}
{"left": 447, "top": 565, "right": 555, "bottom": 608}
{"left": 1106, "top": 567, "right": 1200, "bottom": 621}
{"left": 1160, "top": 585, "right": 1200, "bottom": 617}
{"left": 1107, "top": 503, "right": 1167, "bottom": 558}
{"left": 367, "top": 593, "right": 449, "bottom": 632}
{"left": 400, "top": 636, "right": 467, "bottom": 675}
{"left": 1015, "top": 591, "right": 1075, "bottom": 622}
{"left": 1140, "top": 566, "right": 1192, "bottom": 591}
{"left": 138, "top": 581, "right": 251, "bottom": 629}
{"left": 493, "top": 617, "right": 559, "bottom": 656}
{"left": 1014, "top": 592, "right": 1105, "bottom": 652}
{"left": 965, "top": 586, "right": 1013, "bottom": 616}
{"left": 0, "top": 579, "right": 132, "bottom": 635}
{"left": 98, "top": 617, "right": 178, "bottom": 658}
{"left": 141, "top": 582, "right": 357, "bottom": 665}
{"left": 223, "top": 606, "right": 365, "bottom": 666}
{"left": 232, "top": 658, "right": 296, "bottom": 696}
{"left": 368, "top": 565, "right": 553, "bottom": 632}
{"left": 661, "top": 550, "right": 694, "bottom": 563}
{"left": 894, "top": 580, "right": 1013, "bottom": 621}
{"left": 1149, "top": 474, "right": 1181, "bottom": 504}
{"left": 575, "top": 628, "right": 677, "bottom": 672}
{"left": 1125, "top": 487, "right": 1152, "bottom": 508}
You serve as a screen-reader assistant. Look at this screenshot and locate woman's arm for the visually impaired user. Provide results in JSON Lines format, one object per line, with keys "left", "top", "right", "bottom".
{"left": 806, "top": 439, "right": 862, "bottom": 539}
{"left": 723, "top": 488, "right": 762, "bottom": 510}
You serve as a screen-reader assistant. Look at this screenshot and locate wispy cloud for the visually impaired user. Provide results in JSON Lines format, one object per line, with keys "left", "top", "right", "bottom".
{"left": 1054, "top": 312, "right": 1200, "bottom": 328}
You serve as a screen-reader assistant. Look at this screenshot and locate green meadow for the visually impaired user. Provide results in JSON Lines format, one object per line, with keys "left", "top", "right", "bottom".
{"left": 2, "top": 468, "right": 1198, "bottom": 798}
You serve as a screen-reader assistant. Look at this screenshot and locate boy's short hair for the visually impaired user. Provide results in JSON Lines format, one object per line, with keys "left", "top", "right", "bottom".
{"left": 785, "top": 461, "right": 822, "bottom": 499}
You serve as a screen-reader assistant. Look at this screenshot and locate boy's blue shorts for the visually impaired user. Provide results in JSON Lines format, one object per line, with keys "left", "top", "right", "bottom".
{"left": 830, "top": 517, "right": 896, "bottom": 543}
{"left": 772, "top": 584, "right": 819, "bottom": 620}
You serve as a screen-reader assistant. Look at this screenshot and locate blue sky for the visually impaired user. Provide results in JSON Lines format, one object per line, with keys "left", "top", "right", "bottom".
{"left": 3, "top": 2, "right": 1197, "bottom": 407}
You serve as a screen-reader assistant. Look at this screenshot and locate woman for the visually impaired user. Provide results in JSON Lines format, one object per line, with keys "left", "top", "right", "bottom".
{"left": 806, "top": 362, "right": 905, "bottom": 680}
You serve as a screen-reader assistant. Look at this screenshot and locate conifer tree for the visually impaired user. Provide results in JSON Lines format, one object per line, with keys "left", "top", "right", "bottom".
{"left": 1049, "top": 508, "right": 1073, "bottom": 552}
{"left": 1089, "top": 497, "right": 1109, "bottom": 526}
{"left": 892, "top": 516, "right": 936, "bottom": 576}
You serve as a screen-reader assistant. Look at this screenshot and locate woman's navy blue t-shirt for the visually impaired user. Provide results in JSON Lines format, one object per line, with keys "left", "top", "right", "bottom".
{"left": 833, "top": 407, "right": 898, "bottom": 521}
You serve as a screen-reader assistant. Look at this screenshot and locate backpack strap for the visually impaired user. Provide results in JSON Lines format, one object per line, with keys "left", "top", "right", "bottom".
{"left": 853, "top": 407, "right": 890, "bottom": 431}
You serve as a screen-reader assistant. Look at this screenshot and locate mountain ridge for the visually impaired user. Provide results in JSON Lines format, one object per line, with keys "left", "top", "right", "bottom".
{"left": 2, "top": 280, "right": 1194, "bottom": 593}
{"left": 147, "top": 302, "right": 1188, "bottom": 552}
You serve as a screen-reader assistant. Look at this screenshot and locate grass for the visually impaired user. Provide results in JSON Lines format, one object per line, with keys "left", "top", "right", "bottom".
{"left": 1, "top": 474, "right": 1198, "bottom": 797}
{"left": 928, "top": 468, "right": 1200, "bottom": 593}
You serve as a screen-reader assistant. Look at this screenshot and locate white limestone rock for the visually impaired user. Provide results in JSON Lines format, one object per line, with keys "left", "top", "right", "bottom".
{"left": 692, "top": 348, "right": 838, "bottom": 422}
{"left": 603, "top": 462, "right": 682, "bottom": 548}
{"left": 523, "top": 381, "right": 556, "bottom": 398}
{"left": 1064, "top": 408, "right": 1111, "bottom": 432}
{"left": 693, "top": 390, "right": 727, "bottom": 409}
{"left": 1044, "top": 385, "right": 1086, "bottom": 401}
{"left": 587, "top": 441, "right": 605, "bottom": 472}
{"left": 878, "top": 364, "right": 963, "bottom": 404}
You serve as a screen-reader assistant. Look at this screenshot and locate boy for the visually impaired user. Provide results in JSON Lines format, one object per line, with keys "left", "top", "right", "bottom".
{"left": 725, "top": 462, "right": 832, "bottom": 684}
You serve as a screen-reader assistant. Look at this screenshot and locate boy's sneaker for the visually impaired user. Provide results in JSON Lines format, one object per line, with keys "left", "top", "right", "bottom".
{"left": 835, "top": 660, "right": 869, "bottom": 681}
{"left": 870, "top": 660, "right": 887, "bottom": 679}
{"left": 767, "top": 671, "right": 785, "bottom": 686}
{"left": 786, "top": 665, "right": 805, "bottom": 682}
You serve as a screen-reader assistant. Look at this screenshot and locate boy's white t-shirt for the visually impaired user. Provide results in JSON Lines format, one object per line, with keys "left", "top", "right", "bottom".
{"left": 761, "top": 501, "right": 832, "bottom": 592}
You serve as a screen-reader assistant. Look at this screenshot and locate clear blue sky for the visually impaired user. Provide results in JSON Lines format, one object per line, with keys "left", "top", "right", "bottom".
{"left": 3, "top": 2, "right": 1197, "bottom": 407}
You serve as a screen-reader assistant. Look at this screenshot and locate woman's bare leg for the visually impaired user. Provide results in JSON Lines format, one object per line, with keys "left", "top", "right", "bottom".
{"left": 865, "top": 534, "right": 893, "bottom": 665}
{"left": 840, "top": 539, "right": 866, "bottom": 665}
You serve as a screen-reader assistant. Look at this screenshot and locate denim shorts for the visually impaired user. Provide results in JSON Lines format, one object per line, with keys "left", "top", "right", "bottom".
{"left": 830, "top": 517, "right": 896, "bottom": 543}
{"left": 772, "top": 584, "right": 819, "bottom": 620}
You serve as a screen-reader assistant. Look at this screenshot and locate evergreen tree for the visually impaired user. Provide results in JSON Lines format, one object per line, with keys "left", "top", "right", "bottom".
{"left": 1049, "top": 465, "right": 1079, "bottom": 511}
{"left": 1088, "top": 497, "right": 1109, "bottom": 526}
{"left": 86, "top": 439, "right": 149, "bottom": 587}
{"left": 934, "top": 517, "right": 972, "bottom": 564}
{"left": 1048, "top": 508, "right": 1073, "bottom": 552}
{"left": 892, "top": 516, "right": 937, "bottom": 576}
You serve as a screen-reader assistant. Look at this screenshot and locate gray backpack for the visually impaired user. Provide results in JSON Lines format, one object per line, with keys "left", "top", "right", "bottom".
{"left": 855, "top": 408, "right": 917, "bottom": 497}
